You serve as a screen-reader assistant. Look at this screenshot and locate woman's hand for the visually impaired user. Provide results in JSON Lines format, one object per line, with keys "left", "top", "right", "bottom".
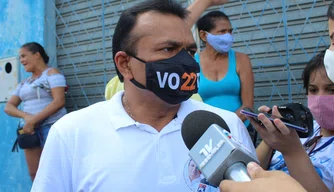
{"left": 250, "top": 105, "right": 302, "bottom": 155}
{"left": 253, "top": 106, "right": 330, "bottom": 192}
{"left": 23, "top": 113, "right": 36, "bottom": 134}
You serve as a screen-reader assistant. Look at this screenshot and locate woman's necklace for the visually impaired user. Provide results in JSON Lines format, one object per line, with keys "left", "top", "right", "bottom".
{"left": 27, "top": 74, "right": 42, "bottom": 84}
{"left": 26, "top": 67, "right": 49, "bottom": 84}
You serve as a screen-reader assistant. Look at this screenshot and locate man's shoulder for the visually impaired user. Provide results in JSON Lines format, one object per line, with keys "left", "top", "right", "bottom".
{"left": 53, "top": 100, "right": 111, "bottom": 131}
{"left": 184, "top": 99, "right": 239, "bottom": 120}
{"left": 65, "top": 100, "right": 110, "bottom": 117}
{"left": 182, "top": 99, "right": 241, "bottom": 131}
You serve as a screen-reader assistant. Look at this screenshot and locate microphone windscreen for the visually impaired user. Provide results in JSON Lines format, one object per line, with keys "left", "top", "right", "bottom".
{"left": 181, "top": 110, "right": 230, "bottom": 150}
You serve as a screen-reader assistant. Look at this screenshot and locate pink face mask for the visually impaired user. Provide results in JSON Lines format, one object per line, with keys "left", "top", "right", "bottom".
{"left": 308, "top": 95, "right": 334, "bottom": 131}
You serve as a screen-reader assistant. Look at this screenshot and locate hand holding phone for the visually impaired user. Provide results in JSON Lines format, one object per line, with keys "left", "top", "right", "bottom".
{"left": 240, "top": 108, "right": 308, "bottom": 133}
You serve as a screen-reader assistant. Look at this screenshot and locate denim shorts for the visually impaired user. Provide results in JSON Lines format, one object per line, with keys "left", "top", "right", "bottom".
{"left": 36, "top": 123, "right": 53, "bottom": 147}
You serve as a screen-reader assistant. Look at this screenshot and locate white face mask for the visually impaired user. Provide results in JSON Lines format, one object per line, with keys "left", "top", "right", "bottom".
{"left": 324, "top": 49, "right": 334, "bottom": 82}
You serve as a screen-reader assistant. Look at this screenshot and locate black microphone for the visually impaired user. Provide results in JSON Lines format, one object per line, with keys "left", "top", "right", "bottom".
{"left": 181, "top": 110, "right": 230, "bottom": 150}
{"left": 181, "top": 110, "right": 258, "bottom": 187}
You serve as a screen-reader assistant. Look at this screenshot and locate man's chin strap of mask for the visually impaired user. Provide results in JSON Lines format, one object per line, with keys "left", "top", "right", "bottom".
{"left": 324, "top": 49, "right": 334, "bottom": 82}
{"left": 130, "top": 78, "right": 146, "bottom": 89}
{"left": 125, "top": 51, "right": 148, "bottom": 90}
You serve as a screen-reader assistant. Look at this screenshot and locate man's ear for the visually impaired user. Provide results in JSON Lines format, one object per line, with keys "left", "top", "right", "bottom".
{"left": 199, "top": 30, "right": 207, "bottom": 43}
{"left": 114, "top": 51, "right": 134, "bottom": 80}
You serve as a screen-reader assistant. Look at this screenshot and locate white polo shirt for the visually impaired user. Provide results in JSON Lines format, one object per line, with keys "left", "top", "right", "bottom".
{"left": 31, "top": 91, "right": 256, "bottom": 192}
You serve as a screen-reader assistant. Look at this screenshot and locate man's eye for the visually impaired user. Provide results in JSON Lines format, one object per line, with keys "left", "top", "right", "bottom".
{"left": 188, "top": 50, "right": 196, "bottom": 56}
{"left": 163, "top": 47, "right": 174, "bottom": 52}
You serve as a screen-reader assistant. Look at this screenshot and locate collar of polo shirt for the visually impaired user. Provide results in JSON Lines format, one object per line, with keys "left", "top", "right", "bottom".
{"left": 107, "top": 91, "right": 188, "bottom": 131}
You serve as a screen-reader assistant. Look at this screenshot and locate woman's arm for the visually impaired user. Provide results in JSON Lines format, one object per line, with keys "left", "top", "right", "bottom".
{"left": 25, "top": 68, "right": 66, "bottom": 127}
{"left": 254, "top": 106, "right": 330, "bottom": 192}
{"left": 283, "top": 146, "right": 330, "bottom": 192}
{"left": 4, "top": 95, "right": 26, "bottom": 118}
{"left": 255, "top": 141, "right": 274, "bottom": 169}
{"left": 31, "top": 87, "right": 65, "bottom": 124}
{"left": 236, "top": 53, "right": 254, "bottom": 122}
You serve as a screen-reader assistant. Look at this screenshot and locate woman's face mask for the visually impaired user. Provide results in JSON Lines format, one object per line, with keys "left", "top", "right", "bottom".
{"left": 308, "top": 95, "right": 334, "bottom": 131}
{"left": 307, "top": 68, "right": 334, "bottom": 131}
{"left": 205, "top": 32, "right": 234, "bottom": 53}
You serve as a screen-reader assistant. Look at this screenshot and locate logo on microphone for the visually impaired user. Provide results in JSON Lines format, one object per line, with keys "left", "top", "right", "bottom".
{"left": 198, "top": 139, "right": 225, "bottom": 169}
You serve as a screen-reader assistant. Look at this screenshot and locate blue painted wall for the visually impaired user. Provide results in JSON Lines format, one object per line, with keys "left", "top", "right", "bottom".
{"left": 0, "top": 0, "right": 45, "bottom": 191}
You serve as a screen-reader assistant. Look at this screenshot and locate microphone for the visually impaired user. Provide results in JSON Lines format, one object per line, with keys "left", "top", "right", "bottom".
{"left": 181, "top": 110, "right": 259, "bottom": 187}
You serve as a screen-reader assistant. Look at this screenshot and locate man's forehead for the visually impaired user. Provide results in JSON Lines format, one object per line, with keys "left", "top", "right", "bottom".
{"left": 137, "top": 11, "right": 186, "bottom": 25}
{"left": 135, "top": 12, "right": 189, "bottom": 34}
{"left": 132, "top": 11, "right": 195, "bottom": 47}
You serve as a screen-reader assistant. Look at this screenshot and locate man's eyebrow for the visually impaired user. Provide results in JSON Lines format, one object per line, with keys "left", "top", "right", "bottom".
{"left": 157, "top": 40, "right": 183, "bottom": 47}
{"left": 186, "top": 43, "right": 197, "bottom": 50}
{"left": 156, "top": 40, "right": 197, "bottom": 51}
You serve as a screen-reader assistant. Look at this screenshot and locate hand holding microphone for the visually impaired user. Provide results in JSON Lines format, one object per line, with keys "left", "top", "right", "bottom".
{"left": 181, "top": 110, "right": 259, "bottom": 187}
{"left": 220, "top": 162, "right": 307, "bottom": 192}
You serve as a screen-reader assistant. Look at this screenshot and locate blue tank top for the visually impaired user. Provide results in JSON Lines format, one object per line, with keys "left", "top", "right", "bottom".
{"left": 195, "top": 50, "right": 249, "bottom": 127}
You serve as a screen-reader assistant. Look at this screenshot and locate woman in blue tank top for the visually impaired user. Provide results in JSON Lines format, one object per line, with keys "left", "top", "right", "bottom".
{"left": 195, "top": 11, "right": 254, "bottom": 127}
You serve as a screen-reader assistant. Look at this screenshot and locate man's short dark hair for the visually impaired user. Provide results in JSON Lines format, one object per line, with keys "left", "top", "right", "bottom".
{"left": 328, "top": 1, "right": 334, "bottom": 20}
{"left": 302, "top": 51, "right": 326, "bottom": 94}
{"left": 112, "top": 0, "right": 189, "bottom": 82}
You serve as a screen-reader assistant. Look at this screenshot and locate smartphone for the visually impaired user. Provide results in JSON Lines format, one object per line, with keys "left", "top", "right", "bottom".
{"left": 240, "top": 108, "right": 308, "bottom": 133}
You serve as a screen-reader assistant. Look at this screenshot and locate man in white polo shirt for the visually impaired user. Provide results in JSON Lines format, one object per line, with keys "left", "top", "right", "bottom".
{"left": 31, "top": 0, "right": 256, "bottom": 191}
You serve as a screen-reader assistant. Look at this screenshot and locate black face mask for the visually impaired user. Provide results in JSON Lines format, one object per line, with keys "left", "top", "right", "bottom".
{"left": 126, "top": 49, "right": 200, "bottom": 105}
